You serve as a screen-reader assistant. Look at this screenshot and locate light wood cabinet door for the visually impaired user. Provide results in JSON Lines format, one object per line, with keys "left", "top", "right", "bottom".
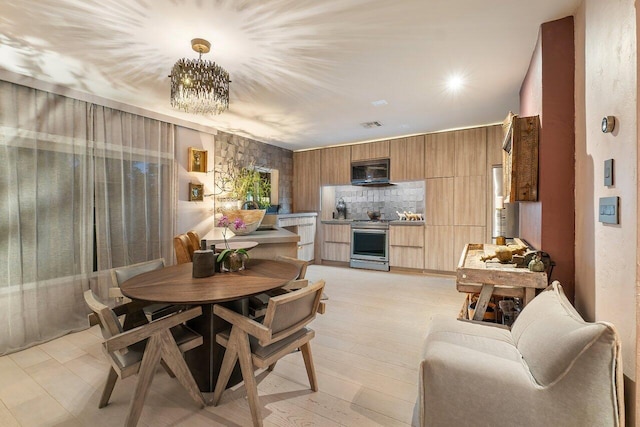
{"left": 425, "top": 132, "right": 455, "bottom": 178}
{"left": 321, "top": 223, "right": 351, "bottom": 262}
{"left": 486, "top": 125, "right": 503, "bottom": 166}
{"left": 351, "top": 140, "right": 389, "bottom": 161}
{"left": 424, "top": 226, "right": 455, "bottom": 271}
{"left": 389, "top": 226, "right": 424, "bottom": 247}
{"left": 323, "top": 224, "right": 350, "bottom": 243}
{"left": 425, "top": 178, "right": 453, "bottom": 225}
{"left": 390, "top": 246, "right": 424, "bottom": 269}
{"left": 390, "top": 136, "right": 424, "bottom": 181}
{"left": 453, "top": 176, "right": 486, "bottom": 226}
{"left": 321, "top": 146, "right": 351, "bottom": 185}
{"left": 454, "top": 127, "right": 486, "bottom": 177}
{"left": 293, "top": 150, "right": 321, "bottom": 212}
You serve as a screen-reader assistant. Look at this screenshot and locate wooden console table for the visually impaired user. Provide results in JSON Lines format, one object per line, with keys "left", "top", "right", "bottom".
{"left": 456, "top": 242, "right": 548, "bottom": 321}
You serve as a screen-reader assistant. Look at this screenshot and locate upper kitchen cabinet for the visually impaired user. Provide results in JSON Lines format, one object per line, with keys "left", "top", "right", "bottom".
{"left": 320, "top": 146, "right": 351, "bottom": 185}
{"left": 425, "top": 132, "right": 455, "bottom": 178}
{"left": 293, "top": 150, "right": 321, "bottom": 212}
{"left": 390, "top": 135, "right": 424, "bottom": 181}
{"left": 454, "top": 127, "right": 487, "bottom": 176}
{"left": 351, "top": 140, "right": 389, "bottom": 161}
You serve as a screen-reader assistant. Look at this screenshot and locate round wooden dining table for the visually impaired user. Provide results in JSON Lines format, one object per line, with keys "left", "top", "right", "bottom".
{"left": 120, "top": 258, "right": 299, "bottom": 392}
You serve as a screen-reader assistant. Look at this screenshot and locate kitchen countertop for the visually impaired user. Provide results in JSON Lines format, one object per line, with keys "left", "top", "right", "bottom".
{"left": 321, "top": 219, "right": 424, "bottom": 226}
{"left": 277, "top": 212, "right": 318, "bottom": 218}
{"left": 203, "top": 227, "right": 299, "bottom": 246}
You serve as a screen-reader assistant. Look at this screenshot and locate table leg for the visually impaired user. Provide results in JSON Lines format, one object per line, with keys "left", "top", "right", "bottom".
{"left": 472, "top": 284, "right": 495, "bottom": 321}
{"left": 524, "top": 287, "right": 536, "bottom": 306}
{"left": 185, "top": 301, "right": 244, "bottom": 392}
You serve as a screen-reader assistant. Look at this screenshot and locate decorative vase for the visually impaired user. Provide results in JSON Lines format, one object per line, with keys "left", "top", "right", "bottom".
{"left": 221, "top": 252, "right": 246, "bottom": 272}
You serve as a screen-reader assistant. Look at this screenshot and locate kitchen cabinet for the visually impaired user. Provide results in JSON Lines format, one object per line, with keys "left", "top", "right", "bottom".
{"left": 424, "top": 226, "right": 455, "bottom": 271}
{"left": 453, "top": 176, "right": 486, "bottom": 226}
{"left": 454, "top": 127, "right": 487, "bottom": 177}
{"left": 425, "top": 177, "right": 453, "bottom": 225}
{"left": 351, "top": 140, "right": 389, "bottom": 161}
{"left": 321, "top": 223, "right": 350, "bottom": 262}
{"left": 278, "top": 215, "right": 317, "bottom": 262}
{"left": 321, "top": 146, "right": 351, "bottom": 185}
{"left": 390, "top": 135, "right": 424, "bottom": 181}
{"left": 390, "top": 225, "right": 424, "bottom": 269}
{"left": 425, "top": 132, "right": 455, "bottom": 178}
{"left": 453, "top": 226, "right": 486, "bottom": 270}
{"left": 293, "top": 150, "right": 321, "bottom": 212}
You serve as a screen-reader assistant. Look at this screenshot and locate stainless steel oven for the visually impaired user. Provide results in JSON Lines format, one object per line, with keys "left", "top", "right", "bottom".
{"left": 350, "top": 221, "right": 389, "bottom": 271}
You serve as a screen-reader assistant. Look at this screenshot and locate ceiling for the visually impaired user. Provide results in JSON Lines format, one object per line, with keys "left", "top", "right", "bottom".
{"left": 1, "top": 0, "right": 580, "bottom": 151}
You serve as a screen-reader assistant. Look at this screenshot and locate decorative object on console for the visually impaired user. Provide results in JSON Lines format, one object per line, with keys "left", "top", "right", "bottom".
{"left": 189, "top": 183, "right": 204, "bottom": 201}
{"left": 170, "top": 38, "right": 230, "bottom": 115}
{"left": 336, "top": 197, "right": 347, "bottom": 219}
{"left": 366, "top": 210, "right": 380, "bottom": 220}
{"left": 188, "top": 147, "right": 208, "bottom": 172}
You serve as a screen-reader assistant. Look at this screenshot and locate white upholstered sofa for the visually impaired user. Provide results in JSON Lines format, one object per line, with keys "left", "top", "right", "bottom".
{"left": 415, "top": 281, "right": 624, "bottom": 427}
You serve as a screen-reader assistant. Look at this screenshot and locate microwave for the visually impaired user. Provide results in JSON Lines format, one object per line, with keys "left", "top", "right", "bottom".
{"left": 351, "top": 158, "right": 391, "bottom": 185}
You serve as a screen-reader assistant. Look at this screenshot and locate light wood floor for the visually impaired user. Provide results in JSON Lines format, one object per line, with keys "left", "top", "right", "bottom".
{"left": 0, "top": 265, "right": 464, "bottom": 426}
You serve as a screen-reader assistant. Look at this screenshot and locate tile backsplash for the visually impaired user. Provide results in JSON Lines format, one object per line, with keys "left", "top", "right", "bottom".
{"left": 331, "top": 181, "right": 424, "bottom": 220}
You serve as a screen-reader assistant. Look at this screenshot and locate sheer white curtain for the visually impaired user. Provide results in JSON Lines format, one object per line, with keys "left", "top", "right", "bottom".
{"left": 0, "top": 81, "right": 92, "bottom": 354}
{"left": 0, "top": 81, "right": 176, "bottom": 355}
{"left": 91, "top": 105, "right": 175, "bottom": 298}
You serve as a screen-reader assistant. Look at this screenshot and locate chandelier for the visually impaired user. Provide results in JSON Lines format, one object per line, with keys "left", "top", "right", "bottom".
{"left": 170, "top": 38, "right": 230, "bottom": 115}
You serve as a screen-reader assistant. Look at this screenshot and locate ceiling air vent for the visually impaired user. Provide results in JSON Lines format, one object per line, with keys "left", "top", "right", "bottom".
{"left": 361, "top": 121, "right": 382, "bottom": 129}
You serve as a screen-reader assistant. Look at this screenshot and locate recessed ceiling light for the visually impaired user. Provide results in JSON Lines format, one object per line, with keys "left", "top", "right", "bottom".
{"left": 371, "top": 99, "right": 388, "bottom": 106}
{"left": 446, "top": 74, "right": 465, "bottom": 92}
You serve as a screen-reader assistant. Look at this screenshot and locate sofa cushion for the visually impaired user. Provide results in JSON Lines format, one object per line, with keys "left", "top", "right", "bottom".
{"left": 511, "top": 281, "right": 616, "bottom": 387}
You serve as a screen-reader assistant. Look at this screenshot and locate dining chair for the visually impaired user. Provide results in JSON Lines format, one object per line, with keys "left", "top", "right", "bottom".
{"left": 108, "top": 258, "right": 177, "bottom": 324}
{"left": 174, "top": 233, "right": 194, "bottom": 264}
{"left": 211, "top": 279, "right": 325, "bottom": 427}
{"left": 187, "top": 230, "right": 201, "bottom": 253}
{"left": 248, "top": 256, "right": 309, "bottom": 317}
{"left": 84, "top": 290, "right": 206, "bottom": 427}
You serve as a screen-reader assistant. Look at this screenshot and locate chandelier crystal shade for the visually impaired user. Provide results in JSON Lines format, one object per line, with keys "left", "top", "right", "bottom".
{"left": 170, "top": 38, "right": 230, "bottom": 115}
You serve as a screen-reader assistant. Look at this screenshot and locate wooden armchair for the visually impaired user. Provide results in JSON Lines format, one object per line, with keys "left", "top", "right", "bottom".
{"left": 212, "top": 280, "right": 326, "bottom": 427}
{"left": 173, "top": 233, "right": 194, "bottom": 264}
{"left": 108, "top": 258, "right": 176, "bottom": 323}
{"left": 84, "top": 290, "right": 206, "bottom": 427}
{"left": 249, "top": 255, "right": 315, "bottom": 317}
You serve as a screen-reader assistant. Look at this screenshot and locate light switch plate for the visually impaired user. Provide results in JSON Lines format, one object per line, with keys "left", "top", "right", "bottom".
{"left": 604, "top": 159, "right": 614, "bottom": 187}
{"left": 599, "top": 196, "right": 619, "bottom": 224}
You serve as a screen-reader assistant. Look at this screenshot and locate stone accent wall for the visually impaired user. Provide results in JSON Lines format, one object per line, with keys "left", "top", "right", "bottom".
{"left": 214, "top": 131, "right": 293, "bottom": 213}
{"left": 333, "top": 181, "right": 424, "bottom": 220}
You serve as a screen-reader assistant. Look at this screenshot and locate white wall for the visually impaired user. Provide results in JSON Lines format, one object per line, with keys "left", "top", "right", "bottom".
{"left": 574, "top": 0, "right": 637, "bottom": 379}
{"left": 175, "top": 126, "right": 217, "bottom": 242}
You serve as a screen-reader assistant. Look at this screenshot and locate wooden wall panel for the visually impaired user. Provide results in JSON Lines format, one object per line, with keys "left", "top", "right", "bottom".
{"left": 426, "top": 178, "right": 454, "bottom": 225}
{"left": 454, "top": 176, "right": 486, "bottom": 226}
{"left": 293, "top": 150, "right": 321, "bottom": 212}
{"left": 424, "top": 226, "right": 455, "bottom": 271}
{"left": 321, "top": 146, "right": 351, "bottom": 185}
{"left": 455, "top": 127, "right": 487, "bottom": 177}
{"left": 425, "top": 132, "right": 455, "bottom": 178}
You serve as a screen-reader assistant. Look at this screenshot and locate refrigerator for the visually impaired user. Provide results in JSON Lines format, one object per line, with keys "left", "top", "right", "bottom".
{"left": 492, "top": 165, "right": 519, "bottom": 240}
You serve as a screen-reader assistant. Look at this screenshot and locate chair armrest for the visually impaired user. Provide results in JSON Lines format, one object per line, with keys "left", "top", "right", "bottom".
{"left": 213, "top": 304, "right": 271, "bottom": 342}
{"left": 457, "top": 318, "right": 511, "bottom": 330}
{"left": 111, "top": 299, "right": 149, "bottom": 317}
{"left": 108, "top": 287, "right": 124, "bottom": 299}
{"left": 105, "top": 306, "right": 202, "bottom": 352}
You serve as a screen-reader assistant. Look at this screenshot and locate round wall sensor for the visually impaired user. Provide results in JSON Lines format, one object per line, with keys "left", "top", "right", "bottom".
{"left": 602, "top": 116, "right": 615, "bottom": 133}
